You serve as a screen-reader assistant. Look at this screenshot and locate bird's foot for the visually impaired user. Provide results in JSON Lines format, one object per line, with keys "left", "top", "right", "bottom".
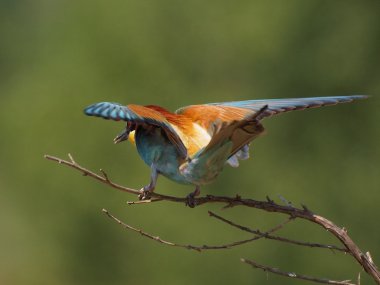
{"left": 185, "top": 186, "right": 201, "bottom": 208}
{"left": 138, "top": 185, "right": 154, "bottom": 200}
{"left": 185, "top": 193, "right": 197, "bottom": 208}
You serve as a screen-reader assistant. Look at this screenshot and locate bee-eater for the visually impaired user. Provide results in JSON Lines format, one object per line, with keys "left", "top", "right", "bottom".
{"left": 84, "top": 95, "right": 366, "bottom": 207}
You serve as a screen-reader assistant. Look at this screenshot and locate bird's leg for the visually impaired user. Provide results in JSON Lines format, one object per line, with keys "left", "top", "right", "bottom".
{"left": 185, "top": 186, "right": 201, "bottom": 208}
{"left": 138, "top": 163, "right": 158, "bottom": 200}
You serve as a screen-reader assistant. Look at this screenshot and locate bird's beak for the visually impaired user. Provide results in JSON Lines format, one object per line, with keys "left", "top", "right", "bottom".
{"left": 113, "top": 129, "right": 130, "bottom": 144}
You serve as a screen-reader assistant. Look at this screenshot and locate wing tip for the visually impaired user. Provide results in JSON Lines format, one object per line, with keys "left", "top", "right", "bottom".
{"left": 84, "top": 102, "right": 103, "bottom": 116}
{"left": 348, "top": 95, "right": 369, "bottom": 101}
{"left": 84, "top": 102, "right": 125, "bottom": 121}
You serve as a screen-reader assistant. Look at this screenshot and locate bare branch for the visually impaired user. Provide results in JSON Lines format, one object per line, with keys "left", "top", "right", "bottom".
{"left": 126, "top": 199, "right": 162, "bottom": 205}
{"left": 241, "top": 258, "right": 357, "bottom": 285}
{"left": 45, "top": 154, "right": 380, "bottom": 284}
{"left": 102, "top": 208, "right": 287, "bottom": 251}
{"left": 44, "top": 154, "right": 140, "bottom": 196}
{"left": 68, "top": 153, "right": 76, "bottom": 164}
{"left": 100, "top": 169, "right": 110, "bottom": 182}
{"left": 313, "top": 216, "right": 380, "bottom": 284}
{"left": 208, "top": 211, "right": 348, "bottom": 252}
{"left": 209, "top": 210, "right": 293, "bottom": 233}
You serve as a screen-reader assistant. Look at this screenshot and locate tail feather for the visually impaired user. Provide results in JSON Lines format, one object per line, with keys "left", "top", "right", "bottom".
{"left": 208, "top": 95, "right": 367, "bottom": 119}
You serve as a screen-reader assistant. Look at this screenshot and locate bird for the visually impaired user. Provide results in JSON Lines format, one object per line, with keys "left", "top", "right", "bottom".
{"left": 84, "top": 95, "right": 367, "bottom": 207}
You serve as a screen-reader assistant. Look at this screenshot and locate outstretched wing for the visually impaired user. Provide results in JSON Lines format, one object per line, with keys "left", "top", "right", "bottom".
{"left": 84, "top": 102, "right": 188, "bottom": 159}
{"left": 177, "top": 96, "right": 367, "bottom": 128}
{"left": 176, "top": 95, "right": 367, "bottom": 167}
{"left": 205, "top": 95, "right": 367, "bottom": 118}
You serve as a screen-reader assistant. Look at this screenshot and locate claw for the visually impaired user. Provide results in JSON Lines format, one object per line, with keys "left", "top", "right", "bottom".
{"left": 185, "top": 186, "right": 201, "bottom": 208}
{"left": 186, "top": 193, "right": 197, "bottom": 208}
{"left": 138, "top": 186, "right": 153, "bottom": 200}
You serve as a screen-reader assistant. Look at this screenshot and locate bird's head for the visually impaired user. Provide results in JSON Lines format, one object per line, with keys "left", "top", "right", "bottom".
{"left": 113, "top": 122, "right": 136, "bottom": 145}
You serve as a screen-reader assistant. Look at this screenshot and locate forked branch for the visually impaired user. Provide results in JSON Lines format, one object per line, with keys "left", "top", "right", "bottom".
{"left": 102, "top": 209, "right": 291, "bottom": 251}
{"left": 45, "top": 154, "right": 380, "bottom": 285}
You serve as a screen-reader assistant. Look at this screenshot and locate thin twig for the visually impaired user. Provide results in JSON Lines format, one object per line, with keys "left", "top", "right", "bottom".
{"left": 126, "top": 199, "right": 163, "bottom": 205}
{"left": 100, "top": 169, "right": 110, "bottom": 182}
{"left": 209, "top": 210, "right": 293, "bottom": 233}
{"left": 102, "top": 208, "right": 287, "bottom": 251}
{"left": 241, "top": 258, "right": 357, "bottom": 285}
{"left": 44, "top": 154, "right": 140, "bottom": 195}
{"left": 278, "top": 194, "right": 294, "bottom": 208}
{"left": 208, "top": 211, "right": 348, "bottom": 252}
{"left": 68, "top": 153, "right": 76, "bottom": 164}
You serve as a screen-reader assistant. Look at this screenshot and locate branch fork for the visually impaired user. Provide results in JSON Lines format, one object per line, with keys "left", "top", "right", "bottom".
{"left": 45, "top": 153, "right": 380, "bottom": 285}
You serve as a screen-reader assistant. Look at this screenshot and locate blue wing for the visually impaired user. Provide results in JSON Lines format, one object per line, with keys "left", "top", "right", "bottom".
{"left": 207, "top": 95, "right": 367, "bottom": 119}
{"left": 84, "top": 102, "right": 147, "bottom": 122}
{"left": 84, "top": 102, "right": 188, "bottom": 159}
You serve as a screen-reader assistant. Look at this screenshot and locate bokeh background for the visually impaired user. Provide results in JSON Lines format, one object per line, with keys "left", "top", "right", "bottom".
{"left": 1, "top": 1, "right": 379, "bottom": 284}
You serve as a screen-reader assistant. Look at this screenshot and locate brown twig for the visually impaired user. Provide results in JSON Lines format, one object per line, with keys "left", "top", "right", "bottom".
{"left": 241, "top": 258, "right": 357, "bottom": 285}
{"left": 45, "top": 154, "right": 140, "bottom": 196}
{"left": 45, "top": 154, "right": 380, "bottom": 284}
{"left": 102, "top": 208, "right": 288, "bottom": 251}
{"left": 208, "top": 211, "right": 348, "bottom": 253}
{"left": 126, "top": 199, "right": 163, "bottom": 205}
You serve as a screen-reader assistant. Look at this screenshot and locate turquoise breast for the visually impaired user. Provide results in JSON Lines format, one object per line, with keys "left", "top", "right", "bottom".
{"left": 134, "top": 127, "right": 191, "bottom": 185}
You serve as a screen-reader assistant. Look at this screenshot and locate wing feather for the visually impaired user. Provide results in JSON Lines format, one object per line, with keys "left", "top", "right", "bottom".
{"left": 84, "top": 102, "right": 188, "bottom": 158}
{"left": 204, "top": 95, "right": 367, "bottom": 118}
{"left": 176, "top": 105, "right": 253, "bottom": 131}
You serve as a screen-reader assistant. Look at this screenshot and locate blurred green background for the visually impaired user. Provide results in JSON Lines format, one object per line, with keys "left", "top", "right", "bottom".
{"left": 1, "top": 1, "right": 379, "bottom": 284}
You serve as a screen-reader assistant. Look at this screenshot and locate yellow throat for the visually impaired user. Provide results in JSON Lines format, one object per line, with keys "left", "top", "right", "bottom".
{"left": 128, "top": 130, "right": 136, "bottom": 145}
